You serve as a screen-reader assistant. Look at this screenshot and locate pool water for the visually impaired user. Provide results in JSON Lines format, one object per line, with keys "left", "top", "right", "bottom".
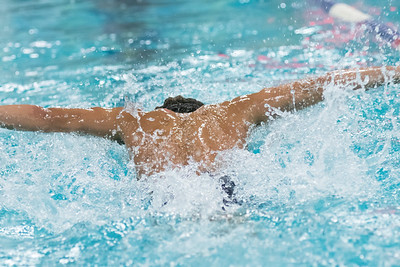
{"left": 0, "top": 0, "right": 400, "bottom": 265}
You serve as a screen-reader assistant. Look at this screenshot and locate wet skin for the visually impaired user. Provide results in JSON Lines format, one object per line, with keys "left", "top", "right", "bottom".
{"left": 0, "top": 67, "right": 399, "bottom": 177}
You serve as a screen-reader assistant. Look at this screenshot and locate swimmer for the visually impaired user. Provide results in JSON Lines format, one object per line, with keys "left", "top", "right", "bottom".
{"left": 0, "top": 66, "right": 399, "bottom": 178}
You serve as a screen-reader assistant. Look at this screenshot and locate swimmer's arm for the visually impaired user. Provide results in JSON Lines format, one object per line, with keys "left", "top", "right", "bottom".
{"left": 0, "top": 105, "right": 125, "bottom": 141}
{"left": 222, "top": 66, "right": 400, "bottom": 125}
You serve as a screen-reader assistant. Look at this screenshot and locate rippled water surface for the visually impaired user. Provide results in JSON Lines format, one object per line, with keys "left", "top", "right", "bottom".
{"left": 0, "top": 0, "right": 400, "bottom": 265}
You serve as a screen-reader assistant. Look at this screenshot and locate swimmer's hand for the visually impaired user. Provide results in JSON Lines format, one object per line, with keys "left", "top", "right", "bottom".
{"left": 0, "top": 105, "right": 125, "bottom": 142}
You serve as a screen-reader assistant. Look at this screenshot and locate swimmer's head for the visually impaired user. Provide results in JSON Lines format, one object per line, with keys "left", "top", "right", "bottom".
{"left": 155, "top": 95, "right": 204, "bottom": 113}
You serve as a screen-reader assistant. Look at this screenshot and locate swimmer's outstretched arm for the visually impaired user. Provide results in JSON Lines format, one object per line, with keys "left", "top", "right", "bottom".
{"left": 221, "top": 66, "right": 400, "bottom": 125}
{"left": 0, "top": 105, "right": 125, "bottom": 141}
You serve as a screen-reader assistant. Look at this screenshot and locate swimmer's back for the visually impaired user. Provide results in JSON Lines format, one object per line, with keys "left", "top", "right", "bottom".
{"left": 119, "top": 104, "right": 249, "bottom": 176}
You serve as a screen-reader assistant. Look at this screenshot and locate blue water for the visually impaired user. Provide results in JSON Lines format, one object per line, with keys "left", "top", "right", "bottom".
{"left": 0, "top": 0, "right": 400, "bottom": 265}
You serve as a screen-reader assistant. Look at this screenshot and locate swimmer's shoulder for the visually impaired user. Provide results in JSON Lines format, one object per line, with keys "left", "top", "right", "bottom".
{"left": 123, "top": 108, "right": 184, "bottom": 130}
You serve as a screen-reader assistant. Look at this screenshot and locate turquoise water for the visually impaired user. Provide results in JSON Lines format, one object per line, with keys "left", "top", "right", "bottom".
{"left": 0, "top": 0, "right": 400, "bottom": 265}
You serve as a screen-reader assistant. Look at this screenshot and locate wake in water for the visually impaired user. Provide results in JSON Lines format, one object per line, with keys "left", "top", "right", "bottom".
{"left": 1, "top": 65, "right": 399, "bottom": 228}
{"left": 1, "top": 67, "right": 400, "bottom": 265}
